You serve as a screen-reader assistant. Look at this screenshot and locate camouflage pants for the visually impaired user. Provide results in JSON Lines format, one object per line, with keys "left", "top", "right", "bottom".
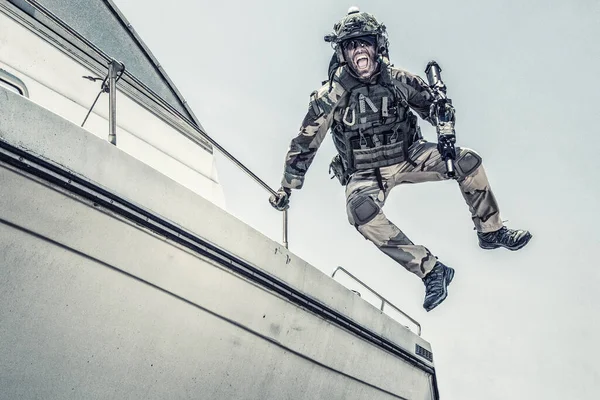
{"left": 345, "top": 140, "right": 503, "bottom": 278}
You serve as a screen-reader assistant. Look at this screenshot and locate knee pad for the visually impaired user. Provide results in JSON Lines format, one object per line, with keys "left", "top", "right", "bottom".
{"left": 348, "top": 195, "right": 379, "bottom": 226}
{"left": 455, "top": 149, "right": 482, "bottom": 177}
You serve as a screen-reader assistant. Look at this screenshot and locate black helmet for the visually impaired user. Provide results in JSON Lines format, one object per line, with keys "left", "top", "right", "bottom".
{"left": 324, "top": 7, "right": 389, "bottom": 62}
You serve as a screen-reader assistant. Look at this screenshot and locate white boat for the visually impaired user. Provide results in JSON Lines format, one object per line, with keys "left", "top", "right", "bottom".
{"left": 0, "top": 1, "right": 440, "bottom": 399}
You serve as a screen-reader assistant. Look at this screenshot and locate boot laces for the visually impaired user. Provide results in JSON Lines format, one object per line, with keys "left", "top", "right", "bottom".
{"left": 496, "top": 226, "right": 522, "bottom": 245}
{"left": 424, "top": 265, "right": 444, "bottom": 294}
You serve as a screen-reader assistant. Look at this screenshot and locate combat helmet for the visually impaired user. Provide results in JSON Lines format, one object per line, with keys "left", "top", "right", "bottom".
{"left": 324, "top": 6, "right": 389, "bottom": 64}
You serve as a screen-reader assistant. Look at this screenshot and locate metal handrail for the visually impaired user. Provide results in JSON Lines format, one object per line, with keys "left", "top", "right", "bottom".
{"left": 19, "top": 0, "right": 290, "bottom": 249}
{"left": 107, "top": 58, "right": 289, "bottom": 246}
{"left": 106, "top": 58, "right": 290, "bottom": 246}
{"left": 109, "top": 58, "right": 291, "bottom": 246}
{"left": 0, "top": 68, "right": 29, "bottom": 97}
{"left": 331, "top": 266, "right": 421, "bottom": 336}
{"left": 108, "top": 59, "right": 125, "bottom": 146}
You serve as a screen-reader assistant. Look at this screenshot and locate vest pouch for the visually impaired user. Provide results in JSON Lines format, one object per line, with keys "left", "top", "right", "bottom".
{"left": 352, "top": 140, "right": 406, "bottom": 170}
{"left": 329, "top": 154, "right": 350, "bottom": 186}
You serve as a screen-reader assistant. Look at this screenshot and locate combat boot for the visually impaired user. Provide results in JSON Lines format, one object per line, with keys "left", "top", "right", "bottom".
{"left": 478, "top": 226, "right": 532, "bottom": 251}
{"left": 422, "top": 261, "right": 455, "bottom": 312}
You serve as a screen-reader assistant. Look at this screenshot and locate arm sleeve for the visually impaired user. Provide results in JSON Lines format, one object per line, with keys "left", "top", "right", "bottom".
{"left": 281, "top": 83, "right": 345, "bottom": 189}
{"left": 391, "top": 69, "right": 436, "bottom": 125}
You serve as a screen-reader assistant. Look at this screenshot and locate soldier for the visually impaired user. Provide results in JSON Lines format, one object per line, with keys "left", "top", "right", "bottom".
{"left": 269, "top": 7, "right": 532, "bottom": 311}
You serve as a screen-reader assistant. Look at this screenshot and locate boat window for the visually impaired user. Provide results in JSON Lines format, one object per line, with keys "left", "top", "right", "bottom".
{"left": 0, "top": 69, "right": 29, "bottom": 97}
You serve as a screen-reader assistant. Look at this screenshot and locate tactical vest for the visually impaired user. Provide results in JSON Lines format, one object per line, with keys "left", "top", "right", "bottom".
{"left": 330, "top": 65, "right": 421, "bottom": 176}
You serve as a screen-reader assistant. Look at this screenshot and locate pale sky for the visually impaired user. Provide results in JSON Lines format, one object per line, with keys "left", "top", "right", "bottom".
{"left": 114, "top": 1, "right": 600, "bottom": 398}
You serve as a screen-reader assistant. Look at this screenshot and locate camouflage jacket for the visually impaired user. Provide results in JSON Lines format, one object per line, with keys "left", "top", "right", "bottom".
{"left": 281, "top": 62, "right": 437, "bottom": 190}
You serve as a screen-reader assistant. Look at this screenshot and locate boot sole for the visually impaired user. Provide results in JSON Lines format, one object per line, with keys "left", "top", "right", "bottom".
{"left": 424, "top": 266, "right": 455, "bottom": 312}
{"left": 479, "top": 233, "right": 532, "bottom": 251}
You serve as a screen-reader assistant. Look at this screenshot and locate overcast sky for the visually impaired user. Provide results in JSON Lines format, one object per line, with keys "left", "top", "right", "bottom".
{"left": 114, "top": 1, "right": 600, "bottom": 398}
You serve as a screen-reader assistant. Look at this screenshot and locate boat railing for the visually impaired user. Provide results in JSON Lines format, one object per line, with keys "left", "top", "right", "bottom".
{"left": 87, "top": 58, "right": 289, "bottom": 249}
{"left": 16, "top": 1, "right": 289, "bottom": 249}
{"left": 332, "top": 266, "right": 421, "bottom": 335}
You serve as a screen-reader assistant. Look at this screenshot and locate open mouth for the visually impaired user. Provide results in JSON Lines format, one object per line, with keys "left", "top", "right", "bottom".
{"left": 354, "top": 55, "right": 370, "bottom": 71}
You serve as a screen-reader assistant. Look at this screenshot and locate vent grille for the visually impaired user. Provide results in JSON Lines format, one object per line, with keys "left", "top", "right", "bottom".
{"left": 415, "top": 344, "right": 433, "bottom": 362}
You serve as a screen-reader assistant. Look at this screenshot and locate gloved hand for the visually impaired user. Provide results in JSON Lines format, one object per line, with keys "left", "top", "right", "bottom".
{"left": 437, "top": 131, "right": 456, "bottom": 159}
{"left": 430, "top": 100, "right": 455, "bottom": 127}
{"left": 269, "top": 187, "right": 292, "bottom": 211}
{"left": 441, "top": 101, "right": 455, "bottom": 122}
{"left": 435, "top": 101, "right": 456, "bottom": 155}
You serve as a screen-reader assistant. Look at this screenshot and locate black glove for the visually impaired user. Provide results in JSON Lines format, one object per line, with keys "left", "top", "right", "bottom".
{"left": 434, "top": 101, "right": 456, "bottom": 159}
{"left": 269, "top": 187, "right": 292, "bottom": 211}
{"left": 430, "top": 100, "right": 455, "bottom": 129}
{"left": 440, "top": 101, "right": 455, "bottom": 124}
{"left": 437, "top": 133, "right": 456, "bottom": 161}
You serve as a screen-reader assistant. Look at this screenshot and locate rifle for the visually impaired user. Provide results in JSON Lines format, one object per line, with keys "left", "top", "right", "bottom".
{"left": 425, "top": 61, "right": 457, "bottom": 178}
